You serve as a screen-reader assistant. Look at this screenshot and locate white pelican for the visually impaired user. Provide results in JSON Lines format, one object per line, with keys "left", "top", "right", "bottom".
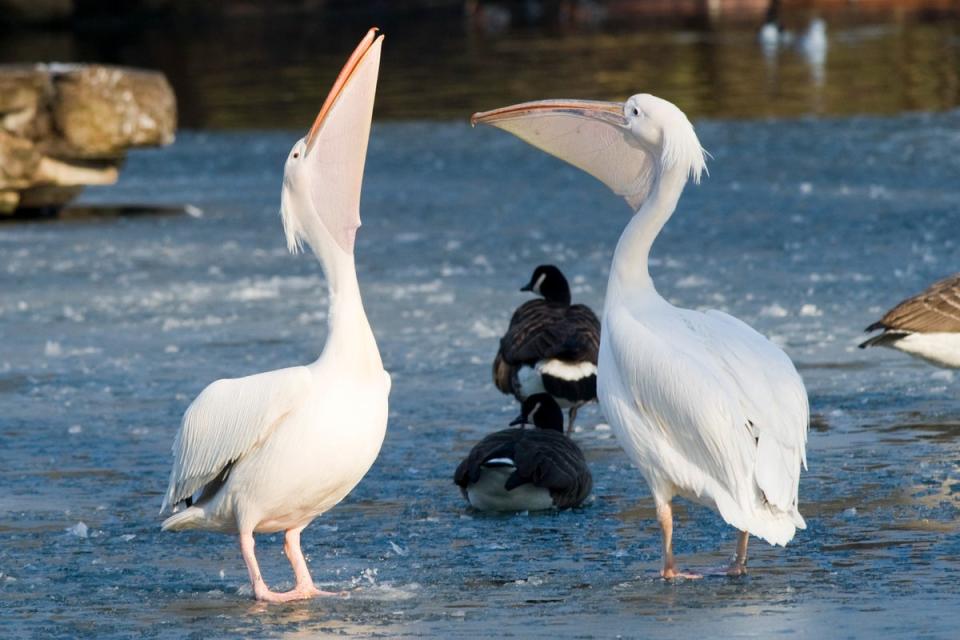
{"left": 159, "top": 28, "right": 391, "bottom": 602}
{"left": 454, "top": 393, "right": 592, "bottom": 511}
{"left": 473, "top": 94, "right": 808, "bottom": 578}
{"left": 493, "top": 265, "right": 601, "bottom": 433}
{"left": 859, "top": 273, "right": 960, "bottom": 368}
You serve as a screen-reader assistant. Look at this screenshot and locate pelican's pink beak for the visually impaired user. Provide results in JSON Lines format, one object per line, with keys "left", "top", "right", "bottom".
{"left": 470, "top": 98, "right": 660, "bottom": 208}
{"left": 295, "top": 28, "right": 383, "bottom": 255}
{"left": 306, "top": 27, "right": 383, "bottom": 155}
{"left": 471, "top": 99, "right": 626, "bottom": 128}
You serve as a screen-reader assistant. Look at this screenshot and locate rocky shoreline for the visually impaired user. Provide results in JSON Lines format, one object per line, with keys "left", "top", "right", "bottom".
{"left": 0, "top": 64, "right": 175, "bottom": 214}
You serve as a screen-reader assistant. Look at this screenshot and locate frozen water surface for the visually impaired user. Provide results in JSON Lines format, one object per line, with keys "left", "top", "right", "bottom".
{"left": 2, "top": 113, "right": 960, "bottom": 638}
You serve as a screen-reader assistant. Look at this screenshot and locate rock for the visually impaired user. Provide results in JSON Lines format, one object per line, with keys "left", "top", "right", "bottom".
{"left": 52, "top": 65, "right": 176, "bottom": 157}
{"left": 0, "top": 130, "right": 41, "bottom": 187}
{"left": 0, "top": 63, "right": 176, "bottom": 214}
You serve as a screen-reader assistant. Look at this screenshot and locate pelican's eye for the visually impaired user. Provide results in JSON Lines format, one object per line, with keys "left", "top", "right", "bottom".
{"left": 632, "top": 107, "right": 641, "bottom": 117}
{"left": 293, "top": 152, "right": 300, "bottom": 159}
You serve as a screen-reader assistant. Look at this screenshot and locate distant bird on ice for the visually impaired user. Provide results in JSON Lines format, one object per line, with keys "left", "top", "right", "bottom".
{"left": 493, "top": 265, "right": 601, "bottom": 432}
{"left": 859, "top": 273, "right": 960, "bottom": 368}
{"left": 454, "top": 393, "right": 592, "bottom": 511}
{"left": 474, "top": 94, "right": 808, "bottom": 578}
{"left": 799, "top": 17, "right": 828, "bottom": 60}
{"left": 797, "top": 17, "right": 828, "bottom": 85}
{"left": 759, "top": 0, "right": 791, "bottom": 51}
{"left": 160, "top": 29, "right": 390, "bottom": 603}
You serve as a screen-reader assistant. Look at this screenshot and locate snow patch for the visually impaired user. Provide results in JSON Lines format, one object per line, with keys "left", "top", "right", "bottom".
{"left": 760, "top": 304, "right": 789, "bottom": 318}
{"left": 930, "top": 370, "right": 954, "bottom": 382}
{"left": 676, "top": 275, "right": 708, "bottom": 288}
{"left": 470, "top": 319, "right": 501, "bottom": 339}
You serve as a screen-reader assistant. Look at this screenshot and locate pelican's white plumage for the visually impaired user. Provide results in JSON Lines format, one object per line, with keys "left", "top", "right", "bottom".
{"left": 160, "top": 29, "right": 390, "bottom": 602}
{"left": 600, "top": 303, "right": 807, "bottom": 544}
{"left": 474, "top": 94, "right": 808, "bottom": 577}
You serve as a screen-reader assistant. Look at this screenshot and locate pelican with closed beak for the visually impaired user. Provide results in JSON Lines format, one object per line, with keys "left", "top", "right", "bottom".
{"left": 473, "top": 95, "right": 808, "bottom": 578}
{"left": 160, "top": 28, "right": 390, "bottom": 603}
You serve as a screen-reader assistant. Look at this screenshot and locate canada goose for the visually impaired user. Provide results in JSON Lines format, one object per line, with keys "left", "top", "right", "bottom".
{"left": 860, "top": 273, "right": 960, "bottom": 368}
{"left": 454, "top": 394, "right": 592, "bottom": 512}
{"left": 493, "top": 265, "right": 600, "bottom": 432}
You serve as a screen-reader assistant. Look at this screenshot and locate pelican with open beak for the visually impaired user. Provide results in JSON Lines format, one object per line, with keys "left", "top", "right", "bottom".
{"left": 474, "top": 95, "right": 808, "bottom": 578}
{"left": 159, "top": 28, "right": 391, "bottom": 603}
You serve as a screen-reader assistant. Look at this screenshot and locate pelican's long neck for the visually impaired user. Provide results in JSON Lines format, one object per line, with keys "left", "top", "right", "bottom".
{"left": 607, "top": 165, "right": 688, "bottom": 299}
{"left": 313, "top": 244, "right": 382, "bottom": 374}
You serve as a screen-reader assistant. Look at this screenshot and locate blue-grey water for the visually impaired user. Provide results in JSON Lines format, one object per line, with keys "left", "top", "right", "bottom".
{"left": 2, "top": 113, "right": 959, "bottom": 638}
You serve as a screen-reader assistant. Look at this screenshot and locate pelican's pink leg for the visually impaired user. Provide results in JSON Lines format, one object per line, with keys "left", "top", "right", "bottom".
{"left": 239, "top": 531, "right": 282, "bottom": 602}
{"left": 239, "top": 530, "right": 320, "bottom": 603}
{"left": 704, "top": 530, "right": 749, "bottom": 576}
{"left": 657, "top": 502, "right": 701, "bottom": 580}
{"left": 726, "top": 531, "right": 749, "bottom": 576}
{"left": 283, "top": 526, "right": 341, "bottom": 597}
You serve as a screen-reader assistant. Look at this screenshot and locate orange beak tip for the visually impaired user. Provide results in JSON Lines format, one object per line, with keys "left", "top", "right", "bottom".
{"left": 306, "top": 28, "right": 383, "bottom": 151}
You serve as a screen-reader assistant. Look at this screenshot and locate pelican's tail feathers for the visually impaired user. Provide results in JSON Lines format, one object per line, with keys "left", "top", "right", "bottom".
{"left": 161, "top": 506, "right": 205, "bottom": 532}
{"left": 714, "top": 493, "right": 803, "bottom": 547}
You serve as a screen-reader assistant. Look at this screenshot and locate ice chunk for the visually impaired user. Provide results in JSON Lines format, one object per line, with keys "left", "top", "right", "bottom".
{"left": 676, "top": 275, "right": 708, "bottom": 288}
{"left": 470, "top": 319, "right": 500, "bottom": 339}
{"left": 760, "top": 304, "right": 789, "bottom": 318}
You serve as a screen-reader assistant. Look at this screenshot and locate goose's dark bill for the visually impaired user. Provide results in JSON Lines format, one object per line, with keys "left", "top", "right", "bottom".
{"left": 859, "top": 273, "right": 960, "bottom": 368}
{"left": 453, "top": 394, "right": 592, "bottom": 512}
{"left": 492, "top": 265, "right": 601, "bottom": 432}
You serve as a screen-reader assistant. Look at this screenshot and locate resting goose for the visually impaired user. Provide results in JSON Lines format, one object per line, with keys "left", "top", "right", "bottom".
{"left": 493, "top": 265, "right": 601, "bottom": 432}
{"left": 454, "top": 393, "right": 592, "bottom": 512}
{"left": 159, "top": 29, "right": 390, "bottom": 602}
{"left": 859, "top": 273, "right": 960, "bottom": 368}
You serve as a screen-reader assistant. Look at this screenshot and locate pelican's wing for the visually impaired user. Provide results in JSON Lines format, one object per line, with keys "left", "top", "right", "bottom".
{"left": 606, "top": 308, "right": 807, "bottom": 542}
{"left": 701, "top": 310, "right": 809, "bottom": 509}
{"left": 474, "top": 100, "right": 656, "bottom": 210}
{"left": 160, "top": 366, "right": 313, "bottom": 513}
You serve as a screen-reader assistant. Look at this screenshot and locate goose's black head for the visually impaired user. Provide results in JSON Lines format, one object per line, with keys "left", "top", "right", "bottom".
{"left": 509, "top": 393, "right": 564, "bottom": 433}
{"left": 520, "top": 265, "right": 571, "bottom": 305}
